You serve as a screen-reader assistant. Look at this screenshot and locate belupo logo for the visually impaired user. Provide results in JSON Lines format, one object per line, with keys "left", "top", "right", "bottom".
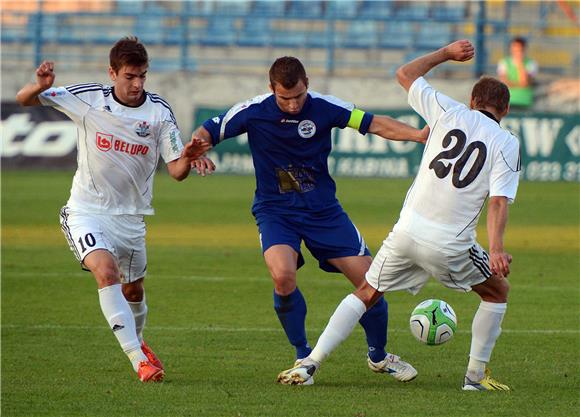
{"left": 298, "top": 120, "right": 316, "bottom": 139}
{"left": 96, "top": 132, "right": 113, "bottom": 151}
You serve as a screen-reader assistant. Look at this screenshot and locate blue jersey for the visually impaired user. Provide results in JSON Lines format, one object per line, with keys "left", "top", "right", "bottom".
{"left": 203, "top": 91, "right": 373, "bottom": 213}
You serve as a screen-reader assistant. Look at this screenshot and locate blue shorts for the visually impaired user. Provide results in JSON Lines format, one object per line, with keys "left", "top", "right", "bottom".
{"left": 255, "top": 207, "right": 371, "bottom": 273}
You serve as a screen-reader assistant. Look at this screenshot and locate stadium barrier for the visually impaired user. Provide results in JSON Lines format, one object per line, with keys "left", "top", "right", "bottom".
{"left": 1, "top": 102, "right": 578, "bottom": 182}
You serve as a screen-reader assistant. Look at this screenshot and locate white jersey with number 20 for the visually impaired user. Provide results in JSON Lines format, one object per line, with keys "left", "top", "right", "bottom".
{"left": 393, "top": 77, "right": 521, "bottom": 253}
{"left": 39, "top": 84, "right": 183, "bottom": 215}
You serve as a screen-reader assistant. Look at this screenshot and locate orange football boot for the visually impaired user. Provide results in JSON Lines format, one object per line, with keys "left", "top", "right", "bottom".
{"left": 137, "top": 361, "right": 164, "bottom": 382}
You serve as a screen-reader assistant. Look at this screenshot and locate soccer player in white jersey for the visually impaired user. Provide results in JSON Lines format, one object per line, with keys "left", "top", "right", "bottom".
{"left": 278, "top": 40, "right": 521, "bottom": 391}
{"left": 16, "top": 37, "right": 210, "bottom": 382}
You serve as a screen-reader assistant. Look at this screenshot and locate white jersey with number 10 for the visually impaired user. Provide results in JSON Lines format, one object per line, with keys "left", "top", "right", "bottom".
{"left": 393, "top": 77, "right": 521, "bottom": 254}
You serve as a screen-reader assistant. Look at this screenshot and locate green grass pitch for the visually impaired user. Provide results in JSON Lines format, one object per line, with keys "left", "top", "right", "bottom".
{"left": 2, "top": 171, "right": 579, "bottom": 417}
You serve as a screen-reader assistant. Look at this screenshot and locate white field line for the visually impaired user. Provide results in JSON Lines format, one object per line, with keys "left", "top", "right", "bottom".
{"left": 1, "top": 323, "right": 578, "bottom": 335}
{"left": 3, "top": 272, "right": 576, "bottom": 292}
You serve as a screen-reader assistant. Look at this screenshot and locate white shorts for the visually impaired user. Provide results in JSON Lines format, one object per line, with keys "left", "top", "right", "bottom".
{"left": 366, "top": 230, "right": 491, "bottom": 294}
{"left": 59, "top": 207, "right": 147, "bottom": 283}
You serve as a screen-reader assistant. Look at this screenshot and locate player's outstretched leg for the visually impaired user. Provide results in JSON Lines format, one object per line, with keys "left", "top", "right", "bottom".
{"left": 273, "top": 288, "right": 312, "bottom": 360}
{"left": 463, "top": 300, "right": 509, "bottom": 391}
{"left": 359, "top": 297, "right": 416, "bottom": 381}
{"left": 127, "top": 295, "right": 148, "bottom": 342}
{"left": 358, "top": 297, "right": 388, "bottom": 363}
{"left": 126, "top": 290, "right": 165, "bottom": 371}
{"left": 465, "top": 275, "right": 510, "bottom": 391}
{"left": 98, "top": 284, "right": 163, "bottom": 382}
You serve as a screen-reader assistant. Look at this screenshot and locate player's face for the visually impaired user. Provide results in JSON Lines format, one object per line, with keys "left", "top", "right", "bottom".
{"left": 271, "top": 80, "right": 308, "bottom": 115}
{"left": 109, "top": 64, "right": 148, "bottom": 106}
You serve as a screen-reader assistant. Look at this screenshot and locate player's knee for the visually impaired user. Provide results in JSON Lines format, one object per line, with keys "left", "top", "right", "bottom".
{"left": 476, "top": 277, "right": 509, "bottom": 303}
{"left": 496, "top": 278, "right": 510, "bottom": 301}
{"left": 92, "top": 264, "right": 121, "bottom": 287}
{"left": 122, "top": 281, "right": 144, "bottom": 302}
{"left": 354, "top": 282, "right": 380, "bottom": 308}
{"left": 270, "top": 268, "right": 297, "bottom": 295}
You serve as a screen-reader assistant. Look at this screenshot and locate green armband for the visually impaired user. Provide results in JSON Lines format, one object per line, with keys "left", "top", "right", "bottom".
{"left": 347, "top": 108, "right": 365, "bottom": 130}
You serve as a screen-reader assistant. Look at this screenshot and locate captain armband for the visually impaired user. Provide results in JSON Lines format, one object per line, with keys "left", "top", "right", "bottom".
{"left": 346, "top": 108, "right": 365, "bottom": 130}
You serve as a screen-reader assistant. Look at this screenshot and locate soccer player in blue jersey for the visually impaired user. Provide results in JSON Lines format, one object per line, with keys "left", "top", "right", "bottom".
{"left": 192, "top": 57, "right": 427, "bottom": 383}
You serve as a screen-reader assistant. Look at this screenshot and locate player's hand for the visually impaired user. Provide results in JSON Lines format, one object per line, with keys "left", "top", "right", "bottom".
{"left": 443, "top": 40, "right": 474, "bottom": 62}
{"left": 489, "top": 251, "right": 512, "bottom": 278}
{"left": 35, "top": 61, "right": 55, "bottom": 91}
{"left": 182, "top": 137, "right": 211, "bottom": 161}
{"left": 191, "top": 156, "right": 216, "bottom": 177}
{"left": 416, "top": 125, "right": 430, "bottom": 144}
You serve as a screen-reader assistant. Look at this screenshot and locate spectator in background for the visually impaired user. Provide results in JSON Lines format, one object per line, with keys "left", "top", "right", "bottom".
{"left": 497, "top": 37, "right": 538, "bottom": 109}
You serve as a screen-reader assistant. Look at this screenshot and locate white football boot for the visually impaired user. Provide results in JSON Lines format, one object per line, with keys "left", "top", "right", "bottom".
{"left": 367, "top": 353, "right": 418, "bottom": 382}
{"left": 277, "top": 359, "right": 318, "bottom": 385}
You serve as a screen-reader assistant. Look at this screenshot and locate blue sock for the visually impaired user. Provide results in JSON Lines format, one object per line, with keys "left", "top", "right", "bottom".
{"left": 359, "top": 297, "right": 388, "bottom": 363}
{"left": 273, "top": 287, "right": 312, "bottom": 360}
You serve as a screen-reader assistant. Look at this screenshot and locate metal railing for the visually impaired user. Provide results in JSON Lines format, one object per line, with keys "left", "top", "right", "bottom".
{"left": 1, "top": 1, "right": 577, "bottom": 78}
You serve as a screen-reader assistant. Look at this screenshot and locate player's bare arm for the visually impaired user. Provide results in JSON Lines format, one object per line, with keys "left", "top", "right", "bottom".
{"left": 166, "top": 138, "right": 212, "bottom": 181}
{"left": 368, "top": 115, "right": 429, "bottom": 144}
{"left": 486, "top": 196, "right": 512, "bottom": 278}
{"left": 189, "top": 126, "right": 216, "bottom": 176}
{"left": 16, "top": 61, "right": 56, "bottom": 106}
{"left": 396, "top": 40, "right": 475, "bottom": 91}
{"left": 191, "top": 125, "right": 213, "bottom": 144}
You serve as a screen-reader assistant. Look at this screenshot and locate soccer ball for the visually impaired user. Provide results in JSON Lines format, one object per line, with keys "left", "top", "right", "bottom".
{"left": 409, "top": 299, "right": 457, "bottom": 345}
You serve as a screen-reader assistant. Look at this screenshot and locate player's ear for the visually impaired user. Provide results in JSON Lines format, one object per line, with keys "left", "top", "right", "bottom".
{"left": 502, "top": 103, "right": 510, "bottom": 117}
{"left": 304, "top": 77, "right": 309, "bottom": 89}
{"left": 268, "top": 83, "right": 274, "bottom": 93}
{"left": 469, "top": 97, "right": 475, "bottom": 110}
{"left": 108, "top": 67, "right": 116, "bottom": 82}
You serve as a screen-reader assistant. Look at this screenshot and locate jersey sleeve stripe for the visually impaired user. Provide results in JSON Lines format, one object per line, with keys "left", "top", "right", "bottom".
{"left": 499, "top": 150, "right": 521, "bottom": 172}
{"left": 434, "top": 91, "right": 447, "bottom": 112}
{"left": 147, "top": 93, "right": 172, "bottom": 108}
{"left": 146, "top": 93, "right": 177, "bottom": 124}
{"left": 309, "top": 91, "right": 355, "bottom": 110}
{"left": 67, "top": 87, "right": 105, "bottom": 96}
{"left": 219, "top": 93, "right": 271, "bottom": 141}
{"left": 66, "top": 83, "right": 103, "bottom": 93}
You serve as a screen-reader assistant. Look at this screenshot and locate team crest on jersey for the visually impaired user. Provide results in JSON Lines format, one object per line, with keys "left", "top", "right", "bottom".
{"left": 298, "top": 120, "right": 316, "bottom": 139}
{"left": 135, "top": 121, "right": 151, "bottom": 137}
{"left": 96, "top": 132, "right": 113, "bottom": 151}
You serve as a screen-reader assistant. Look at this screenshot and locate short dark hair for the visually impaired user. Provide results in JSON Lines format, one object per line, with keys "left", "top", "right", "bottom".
{"left": 511, "top": 36, "right": 527, "bottom": 48}
{"left": 471, "top": 76, "right": 510, "bottom": 114}
{"left": 109, "top": 36, "right": 149, "bottom": 73}
{"left": 269, "top": 56, "right": 308, "bottom": 89}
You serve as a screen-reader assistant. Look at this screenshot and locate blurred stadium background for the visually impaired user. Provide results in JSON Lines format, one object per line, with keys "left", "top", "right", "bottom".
{"left": 2, "top": 0, "right": 579, "bottom": 78}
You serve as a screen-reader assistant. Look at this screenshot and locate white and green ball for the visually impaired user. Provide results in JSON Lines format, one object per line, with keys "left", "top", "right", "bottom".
{"left": 409, "top": 299, "right": 457, "bottom": 345}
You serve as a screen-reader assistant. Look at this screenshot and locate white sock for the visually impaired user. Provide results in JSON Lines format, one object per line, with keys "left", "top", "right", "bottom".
{"left": 310, "top": 294, "right": 367, "bottom": 364}
{"left": 468, "top": 301, "right": 507, "bottom": 379}
{"left": 128, "top": 295, "right": 148, "bottom": 343}
{"left": 98, "top": 284, "right": 147, "bottom": 371}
